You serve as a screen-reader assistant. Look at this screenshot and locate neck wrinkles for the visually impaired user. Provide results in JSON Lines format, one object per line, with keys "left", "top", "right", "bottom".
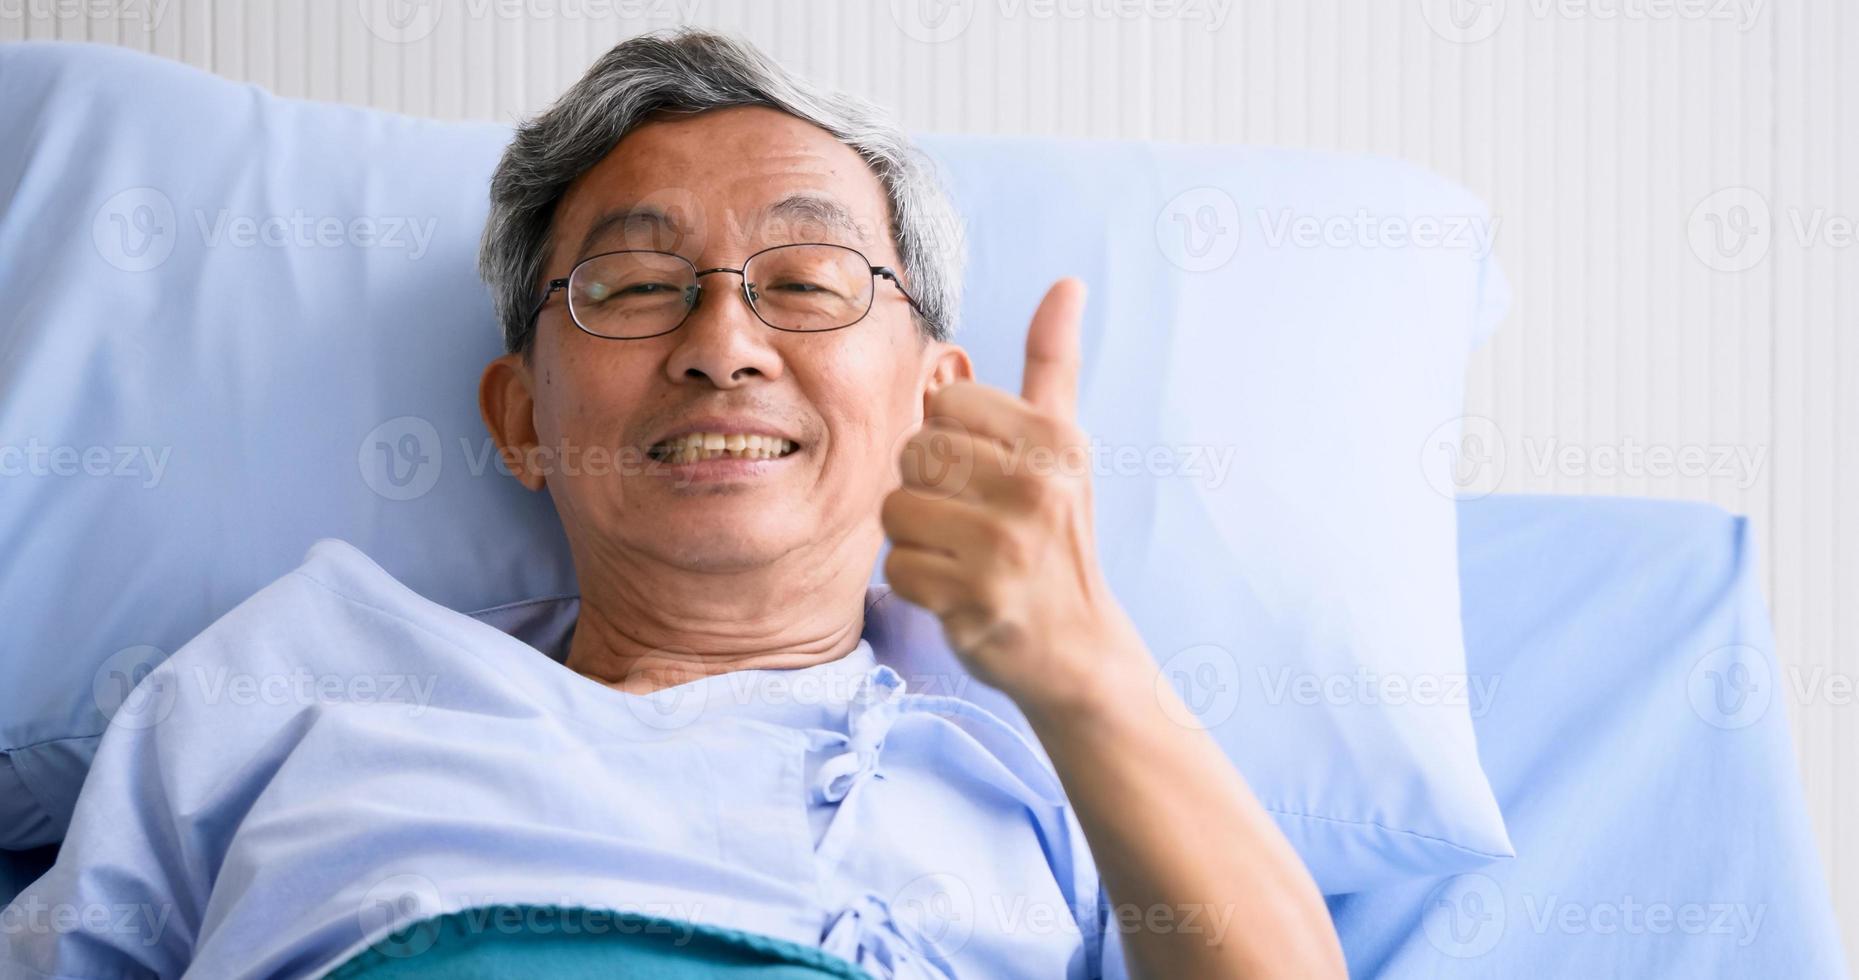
{"left": 564, "top": 524, "right": 878, "bottom": 694}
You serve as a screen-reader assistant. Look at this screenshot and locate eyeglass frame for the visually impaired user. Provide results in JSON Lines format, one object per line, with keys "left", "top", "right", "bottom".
{"left": 527, "top": 242, "right": 927, "bottom": 341}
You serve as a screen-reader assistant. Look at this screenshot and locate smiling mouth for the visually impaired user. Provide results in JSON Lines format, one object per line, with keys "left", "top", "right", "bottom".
{"left": 647, "top": 432, "right": 801, "bottom": 465}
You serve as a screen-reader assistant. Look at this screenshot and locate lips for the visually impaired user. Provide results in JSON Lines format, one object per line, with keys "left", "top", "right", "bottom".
{"left": 644, "top": 415, "right": 805, "bottom": 466}
{"left": 647, "top": 431, "right": 799, "bottom": 465}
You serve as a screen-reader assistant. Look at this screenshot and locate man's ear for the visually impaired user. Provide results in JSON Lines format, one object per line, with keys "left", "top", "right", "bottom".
{"left": 479, "top": 352, "right": 547, "bottom": 492}
{"left": 921, "top": 342, "right": 974, "bottom": 414}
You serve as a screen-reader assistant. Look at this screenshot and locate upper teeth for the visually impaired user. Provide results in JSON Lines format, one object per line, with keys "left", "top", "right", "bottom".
{"left": 656, "top": 432, "right": 795, "bottom": 463}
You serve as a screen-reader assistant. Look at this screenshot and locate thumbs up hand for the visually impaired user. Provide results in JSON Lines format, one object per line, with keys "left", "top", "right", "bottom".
{"left": 880, "top": 278, "right": 1145, "bottom": 717}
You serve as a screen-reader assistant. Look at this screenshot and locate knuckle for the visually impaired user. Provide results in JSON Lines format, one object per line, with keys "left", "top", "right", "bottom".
{"left": 1047, "top": 417, "right": 1085, "bottom": 448}
{"left": 1018, "top": 471, "right": 1062, "bottom": 509}
{"left": 991, "top": 523, "right": 1034, "bottom": 570}
{"left": 1020, "top": 411, "right": 1059, "bottom": 442}
{"left": 969, "top": 570, "right": 1011, "bottom": 618}
{"left": 947, "top": 602, "right": 995, "bottom": 644}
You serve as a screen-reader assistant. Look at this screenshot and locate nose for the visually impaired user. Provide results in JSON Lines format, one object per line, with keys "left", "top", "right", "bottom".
{"left": 662, "top": 272, "right": 784, "bottom": 388}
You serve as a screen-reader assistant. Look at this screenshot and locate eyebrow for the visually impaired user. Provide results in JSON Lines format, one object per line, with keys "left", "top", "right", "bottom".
{"left": 762, "top": 193, "right": 873, "bottom": 247}
{"left": 571, "top": 192, "right": 874, "bottom": 262}
{"left": 574, "top": 204, "right": 688, "bottom": 261}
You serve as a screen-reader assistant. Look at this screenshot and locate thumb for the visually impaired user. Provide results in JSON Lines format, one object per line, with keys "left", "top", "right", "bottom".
{"left": 1020, "top": 277, "right": 1086, "bottom": 420}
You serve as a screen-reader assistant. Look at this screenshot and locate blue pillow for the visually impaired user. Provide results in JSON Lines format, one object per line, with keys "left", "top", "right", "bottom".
{"left": 0, "top": 41, "right": 1511, "bottom": 892}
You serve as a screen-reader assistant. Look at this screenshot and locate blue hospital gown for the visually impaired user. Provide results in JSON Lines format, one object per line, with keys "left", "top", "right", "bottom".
{"left": 0, "top": 540, "right": 1127, "bottom": 979}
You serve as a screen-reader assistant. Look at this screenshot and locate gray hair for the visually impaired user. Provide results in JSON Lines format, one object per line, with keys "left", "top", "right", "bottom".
{"left": 479, "top": 28, "right": 966, "bottom": 354}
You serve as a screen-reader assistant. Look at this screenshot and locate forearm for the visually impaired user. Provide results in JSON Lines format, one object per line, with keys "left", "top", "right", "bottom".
{"left": 879, "top": 278, "right": 1343, "bottom": 976}
{"left": 1020, "top": 624, "right": 1346, "bottom": 980}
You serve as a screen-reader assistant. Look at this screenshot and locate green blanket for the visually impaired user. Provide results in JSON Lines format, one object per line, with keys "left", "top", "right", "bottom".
{"left": 326, "top": 904, "right": 871, "bottom": 979}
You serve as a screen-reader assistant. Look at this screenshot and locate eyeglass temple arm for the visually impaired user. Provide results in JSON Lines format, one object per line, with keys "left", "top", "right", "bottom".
{"left": 527, "top": 278, "right": 569, "bottom": 327}
{"left": 873, "top": 266, "right": 928, "bottom": 320}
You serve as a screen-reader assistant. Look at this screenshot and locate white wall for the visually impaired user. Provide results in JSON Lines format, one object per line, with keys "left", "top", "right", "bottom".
{"left": 5, "top": 0, "right": 1853, "bottom": 967}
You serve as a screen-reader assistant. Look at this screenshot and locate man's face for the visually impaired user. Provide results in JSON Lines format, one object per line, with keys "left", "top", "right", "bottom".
{"left": 484, "top": 105, "right": 969, "bottom": 576}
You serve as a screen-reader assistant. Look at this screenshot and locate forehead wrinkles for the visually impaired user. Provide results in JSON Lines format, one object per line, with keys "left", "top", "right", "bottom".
{"left": 756, "top": 193, "right": 876, "bottom": 247}
{"left": 582, "top": 122, "right": 831, "bottom": 212}
{"left": 552, "top": 114, "right": 894, "bottom": 265}
{"left": 568, "top": 192, "right": 887, "bottom": 264}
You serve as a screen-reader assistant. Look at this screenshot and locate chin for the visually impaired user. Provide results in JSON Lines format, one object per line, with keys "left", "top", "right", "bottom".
{"left": 650, "top": 509, "right": 807, "bottom": 573}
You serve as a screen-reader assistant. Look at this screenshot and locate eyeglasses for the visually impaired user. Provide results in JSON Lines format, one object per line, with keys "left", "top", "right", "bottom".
{"left": 528, "top": 243, "right": 925, "bottom": 340}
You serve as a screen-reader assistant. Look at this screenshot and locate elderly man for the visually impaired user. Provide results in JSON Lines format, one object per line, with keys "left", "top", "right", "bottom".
{"left": 3, "top": 30, "right": 1340, "bottom": 980}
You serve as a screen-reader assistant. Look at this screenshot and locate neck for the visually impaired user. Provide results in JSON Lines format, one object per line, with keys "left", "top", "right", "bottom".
{"left": 564, "top": 528, "right": 877, "bottom": 694}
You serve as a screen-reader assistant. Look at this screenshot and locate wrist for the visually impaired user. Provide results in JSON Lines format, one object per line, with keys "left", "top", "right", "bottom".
{"left": 1016, "top": 610, "right": 1155, "bottom": 732}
